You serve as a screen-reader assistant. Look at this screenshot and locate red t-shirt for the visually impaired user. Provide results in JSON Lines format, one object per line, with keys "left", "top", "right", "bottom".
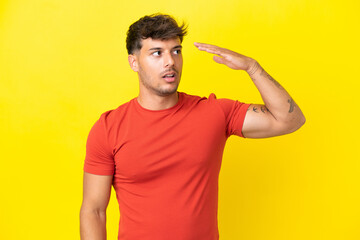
{"left": 84, "top": 92, "right": 250, "bottom": 240}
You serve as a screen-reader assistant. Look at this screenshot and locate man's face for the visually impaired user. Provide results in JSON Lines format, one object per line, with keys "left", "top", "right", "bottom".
{"left": 129, "top": 37, "right": 183, "bottom": 97}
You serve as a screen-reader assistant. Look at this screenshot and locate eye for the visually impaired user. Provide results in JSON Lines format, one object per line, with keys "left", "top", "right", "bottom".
{"left": 152, "top": 51, "right": 161, "bottom": 56}
{"left": 173, "top": 49, "right": 181, "bottom": 55}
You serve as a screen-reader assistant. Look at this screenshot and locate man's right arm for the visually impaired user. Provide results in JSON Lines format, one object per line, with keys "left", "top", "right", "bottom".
{"left": 80, "top": 172, "right": 113, "bottom": 240}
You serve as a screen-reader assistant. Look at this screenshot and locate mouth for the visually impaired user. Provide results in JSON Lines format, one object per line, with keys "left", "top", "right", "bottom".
{"left": 162, "top": 71, "right": 176, "bottom": 83}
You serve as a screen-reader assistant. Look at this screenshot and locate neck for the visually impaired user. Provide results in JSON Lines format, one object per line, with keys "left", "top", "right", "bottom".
{"left": 137, "top": 91, "right": 179, "bottom": 111}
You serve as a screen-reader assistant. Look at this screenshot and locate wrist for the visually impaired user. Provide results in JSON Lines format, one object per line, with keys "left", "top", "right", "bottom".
{"left": 246, "top": 59, "right": 260, "bottom": 75}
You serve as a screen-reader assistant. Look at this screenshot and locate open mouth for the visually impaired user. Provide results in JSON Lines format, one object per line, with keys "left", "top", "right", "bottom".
{"left": 162, "top": 73, "right": 175, "bottom": 78}
{"left": 162, "top": 72, "right": 176, "bottom": 82}
{"left": 164, "top": 74, "right": 174, "bottom": 77}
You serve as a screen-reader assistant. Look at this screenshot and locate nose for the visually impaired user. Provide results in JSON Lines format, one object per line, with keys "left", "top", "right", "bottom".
{"left": 164, "top": 52, "right": 175, "bottom": 67}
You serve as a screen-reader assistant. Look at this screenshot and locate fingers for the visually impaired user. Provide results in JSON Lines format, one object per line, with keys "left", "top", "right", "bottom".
{"left": 194, "top": 42, "right": 224, "bottom": 57}
{"left": 194, "top": 42, "right": 220, "bottom": 52}
{"left": 194, "top": 42, "right": 250, "bottom": 70}
{"left": 194, "top": 42, "right": 218, "bottom": 48}
{"left": 194, "top": 42, "right": 229, "bottom": 65}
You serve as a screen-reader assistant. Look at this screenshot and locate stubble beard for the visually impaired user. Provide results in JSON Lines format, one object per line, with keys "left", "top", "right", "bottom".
{"left": 139, "top": 69, "right": 181, "bottom": 97}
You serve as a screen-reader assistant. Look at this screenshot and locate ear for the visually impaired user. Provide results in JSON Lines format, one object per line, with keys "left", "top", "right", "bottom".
{"left": 128, "top": 54, "right": 139, "bottom": 72}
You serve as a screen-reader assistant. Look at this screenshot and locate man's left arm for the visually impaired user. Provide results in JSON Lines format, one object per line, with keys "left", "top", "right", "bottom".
{"left": 194, "top": 42, "right": 306, "bottom": 138}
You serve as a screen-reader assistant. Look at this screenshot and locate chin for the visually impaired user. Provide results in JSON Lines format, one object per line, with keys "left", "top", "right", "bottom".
{"left": 157, "top": 86, "right": 179, "bottom": 96}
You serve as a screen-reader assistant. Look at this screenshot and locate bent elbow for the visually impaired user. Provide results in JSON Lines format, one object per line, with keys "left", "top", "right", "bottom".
{"left": 287, "top": 114, "right": 306, "bottom": 134}
{"left": 298, "top": 112, "right": 306, "bottom": 128}
{"left": 301, "top": 114, "right": 306, "bottom": 126}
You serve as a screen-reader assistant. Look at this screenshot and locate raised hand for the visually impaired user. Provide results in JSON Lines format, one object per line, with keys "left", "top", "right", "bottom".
{"left": 194, "top": 42, "right": 305, "bottom": 138}
{"left": 194, "top": 42, "right": 256, "bottom": 72}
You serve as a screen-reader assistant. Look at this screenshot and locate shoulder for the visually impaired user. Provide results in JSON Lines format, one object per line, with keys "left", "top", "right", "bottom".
{"left": 88, "top": 99, "right": 134, "bottom": 135}
{"left": 179, "top": 92, "right": 245, "bottom": 113}
{"left": 180, "top": 92, "right": 235, "bottom": 103}
{"left": 98, "top": 99, "right": 133, "bottom": 122}
{"left": 179, "top": 92, "right": 218, "bottom": 104}
{"left": 178, "top": 92, "right": 220, "bottom": 112}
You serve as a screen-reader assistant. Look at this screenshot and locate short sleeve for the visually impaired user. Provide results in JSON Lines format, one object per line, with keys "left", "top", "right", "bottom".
{"left": 211, "top": 93, "right": 251, "bottom": 138}
{"left": 84, "top": 112, "right": 115, "bottom": 175}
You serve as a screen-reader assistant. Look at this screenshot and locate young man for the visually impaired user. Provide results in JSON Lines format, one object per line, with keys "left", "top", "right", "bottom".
{"left": 80, "top": 14, "right": 305, "bottom": 240}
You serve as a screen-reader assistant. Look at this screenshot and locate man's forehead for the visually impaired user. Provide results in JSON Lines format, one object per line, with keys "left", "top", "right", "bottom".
{"left": 141, "top": 38, "right": 182, "bottom": 50}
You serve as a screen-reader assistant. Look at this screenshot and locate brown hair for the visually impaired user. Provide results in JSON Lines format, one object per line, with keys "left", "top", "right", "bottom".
{"left": 126, "top": 13, "right": 187, "bottom": 54}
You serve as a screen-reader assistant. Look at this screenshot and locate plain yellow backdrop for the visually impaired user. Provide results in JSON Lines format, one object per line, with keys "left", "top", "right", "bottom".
{"left": 1, "top": 0, "right": 359, "bottom": 239}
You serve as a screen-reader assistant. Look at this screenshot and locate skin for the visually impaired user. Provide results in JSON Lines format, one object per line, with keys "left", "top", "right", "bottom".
{"left": 80, "top": 173, "right": 112, "bottom": 240}
{"left": 80, "top": 38, "right": 306, "bottom": 239}
{"left": 128, "top": 37, "right": 183, "bottom": 110}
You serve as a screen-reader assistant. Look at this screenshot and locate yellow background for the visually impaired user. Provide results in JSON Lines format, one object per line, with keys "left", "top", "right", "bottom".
{"left": 1, "top": 0, "right": 359, "bottom": 239}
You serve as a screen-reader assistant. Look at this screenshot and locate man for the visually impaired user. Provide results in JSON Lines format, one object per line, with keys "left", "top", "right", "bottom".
{"left": 80, "top": 14, "right": 305, "bottom": 240}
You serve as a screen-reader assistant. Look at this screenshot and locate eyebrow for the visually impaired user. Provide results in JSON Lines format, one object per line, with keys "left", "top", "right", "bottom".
{"left": 148, "top": 45, "right": 182, "bottom": 51}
